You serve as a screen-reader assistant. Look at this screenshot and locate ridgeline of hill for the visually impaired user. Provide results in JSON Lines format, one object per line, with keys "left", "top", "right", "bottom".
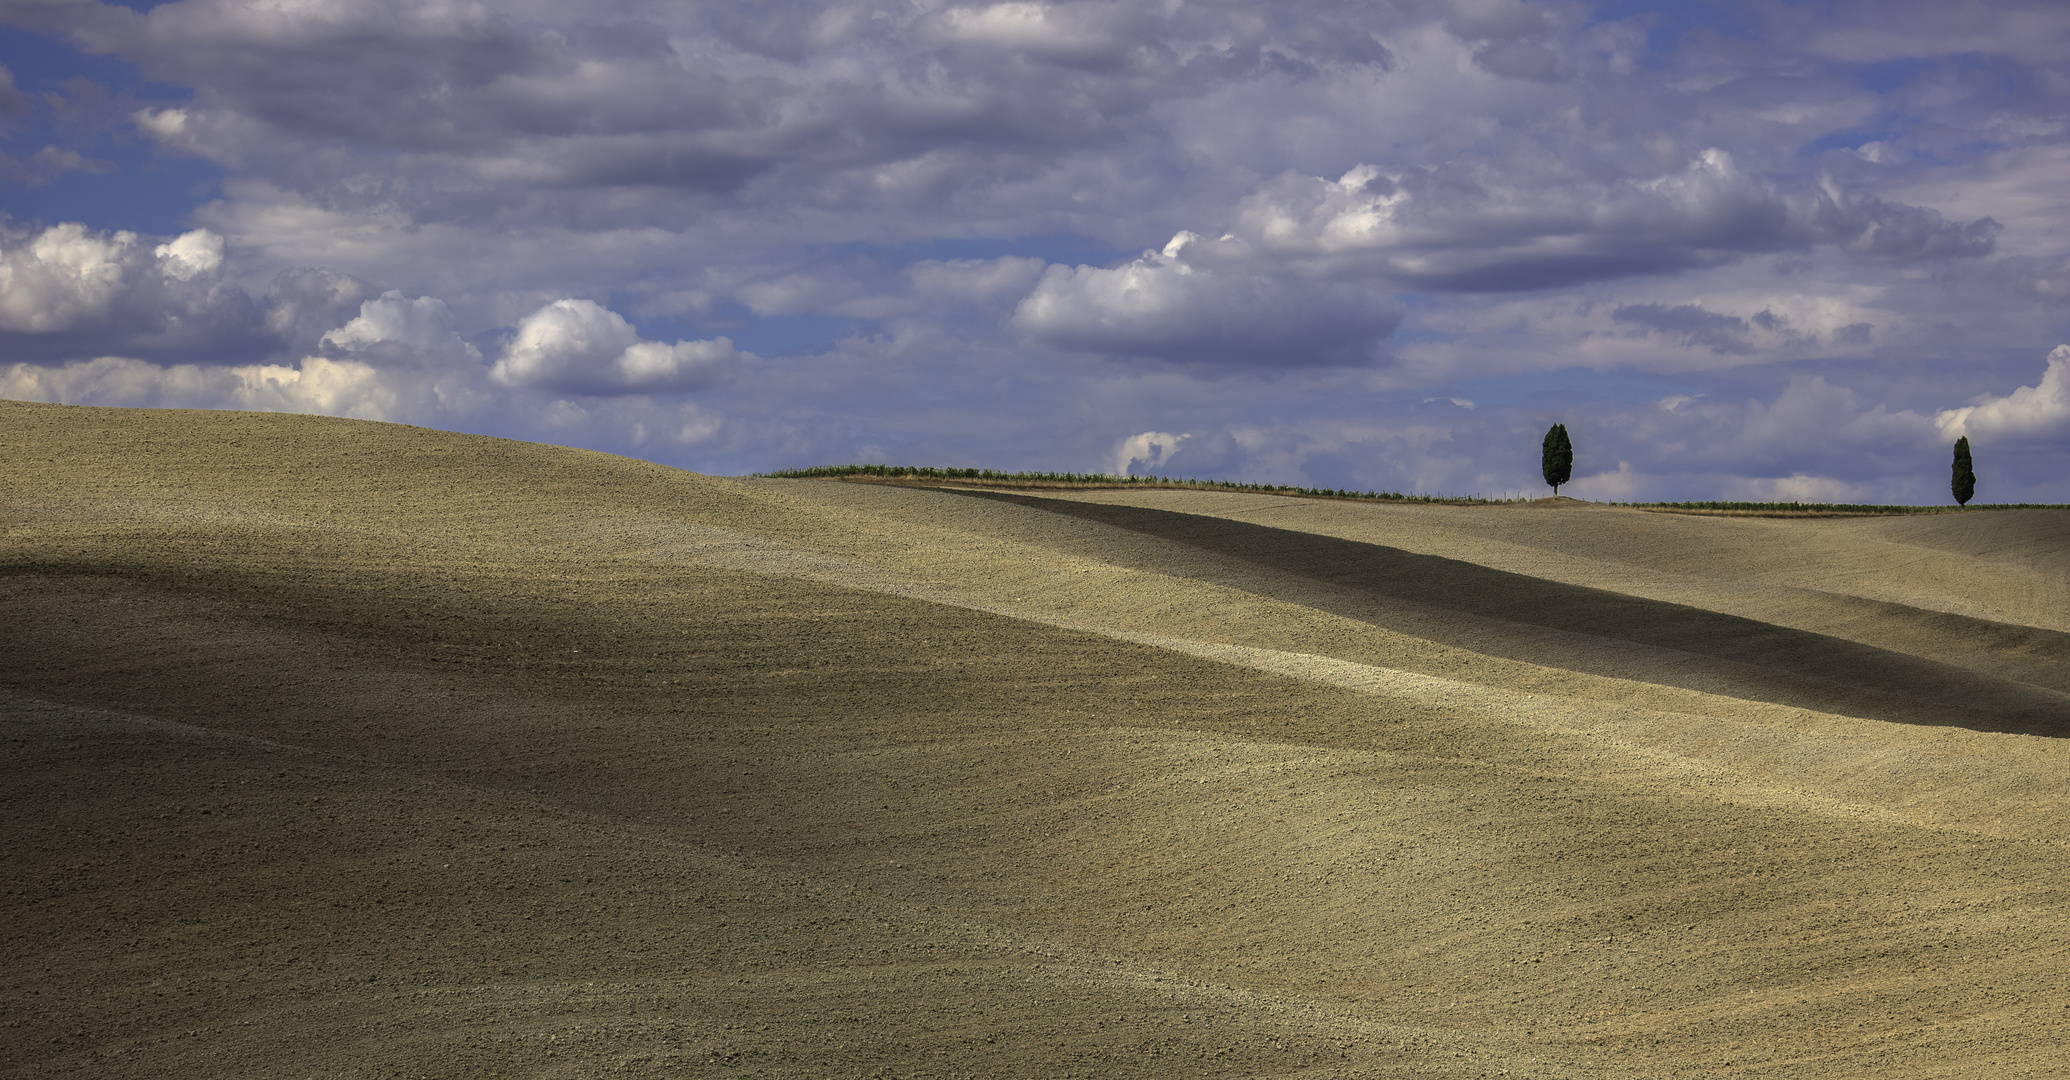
{"left": 759, "top": 463, "right": 1506, "bottom": 502}
{"left": 760, "top": 463, "right": 2069, "bottom": 515}
{"left": 6, "top": 399, "right": 2070, "bottom": 1079}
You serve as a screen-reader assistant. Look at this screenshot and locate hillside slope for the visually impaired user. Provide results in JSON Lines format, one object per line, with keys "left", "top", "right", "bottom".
{"left": 4, "top": 400, "right": 2068, "bottom": 1079}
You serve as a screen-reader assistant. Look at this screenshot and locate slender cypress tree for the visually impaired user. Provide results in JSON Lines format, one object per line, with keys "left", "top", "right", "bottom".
{"left": 1541, "top": 423, "right": 1573, "bottom": 495}
{"left": 1951, "top": 436, "right": 1976, "bottom": 506}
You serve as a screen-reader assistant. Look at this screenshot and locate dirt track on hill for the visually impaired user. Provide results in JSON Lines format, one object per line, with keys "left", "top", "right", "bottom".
{"left": 4, "top": 400, "right": 2069, "bottom": 1079}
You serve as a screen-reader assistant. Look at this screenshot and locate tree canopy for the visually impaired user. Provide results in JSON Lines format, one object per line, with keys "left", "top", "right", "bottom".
{"left": 1542, "top": 424, "right": 1574, "bottom": 495}
{"left": 1952, "top": 436, "right": 1976, "bottom": 506}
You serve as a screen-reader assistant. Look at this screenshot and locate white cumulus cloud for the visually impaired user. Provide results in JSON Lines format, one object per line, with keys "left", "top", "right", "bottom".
{"left": 0, "top": 222, "right": 136, "bottom": 332}
{"left": 154, "top": 229, "right": 224, "bottom": 281}
{"left": 11, "top": 0, "right": 2070, "bottom": 499}
{"left": 1110, "top": 430, "right": 1189, "bottom": 476}
{"left": 1936, "top": 345, "right": 2070, "bottom": 442}
{"left": 1721, "top": 473, "right": 1871, "bottom": 503}
{"left": 490, "top": 299, "right": 748, "bottom": 395}
{"left": 321, "top": 291, "right": 480, "bottom": 368}
{"left": 0, "top": 223, "right": 271, "bottom": 361}
{"left": 0, "top": 355, "right": 397, "bottom": 420}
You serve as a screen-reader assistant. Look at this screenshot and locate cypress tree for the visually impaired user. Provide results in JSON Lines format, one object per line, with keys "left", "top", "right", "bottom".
{"left": 1541, "top": 423, "right": 1574, "bottom": 495}
{"left": 1951, "top": 436, "right": 1976, "bottom": 506}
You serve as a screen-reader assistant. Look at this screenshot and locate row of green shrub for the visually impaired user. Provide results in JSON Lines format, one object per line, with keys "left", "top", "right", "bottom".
{"left": 758, "top": 465, "right": 2068, "bottom": 513}
{"left": 1617, "top": 500, "right": 2070, "bottom": 513}
{"left": 754, "top": 464, "right": 1509, "bottom": 504}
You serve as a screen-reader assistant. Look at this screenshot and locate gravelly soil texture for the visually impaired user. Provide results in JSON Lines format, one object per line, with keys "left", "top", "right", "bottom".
{"left": 4, "top": 399, "right": 2069, "bottom": 1079}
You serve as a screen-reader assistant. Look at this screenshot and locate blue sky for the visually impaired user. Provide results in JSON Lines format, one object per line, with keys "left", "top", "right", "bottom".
{"left": 4, "top": 0, "right": 2069, "bottom": 503}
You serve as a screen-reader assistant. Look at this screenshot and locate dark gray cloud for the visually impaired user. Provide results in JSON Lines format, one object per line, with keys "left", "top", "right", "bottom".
{"left": 1013, "top": 233, "right": 1402, "bottom": 368}
{"left": 0, "top": 61, "right": 25, "bottom": 118}
{"left": 1223, "top": 151, "right": 1998, "bottom": 294}
{"left": 4, "top": 0, "right": 2069, "bottom": 500}
{"left": 265, "top": 267, "right": 377, "bottom": 357}
{"left": 52, "top": 0, "right": 1429, "bottom": 232}
{"left": 1808, "top": 193, "right": 2000, "bottom": 261}
{"left": 1761, "top": 0, "right": 2070, "bottom": 67}
{"left": 1612, "top": 303, "right": 1761, "bottom": 355}
{"left": 0, "top": 143, "right": 112, "bottom": 185}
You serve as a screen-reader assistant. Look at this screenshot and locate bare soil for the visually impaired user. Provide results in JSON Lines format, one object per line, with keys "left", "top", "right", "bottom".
{"left": 4, "top": 399, "right": 2068, "bottom": 1078}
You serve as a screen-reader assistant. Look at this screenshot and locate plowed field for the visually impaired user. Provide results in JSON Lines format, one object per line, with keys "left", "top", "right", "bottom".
{"left": 5, "top": 399, "right": 2068, "bottom": 1078}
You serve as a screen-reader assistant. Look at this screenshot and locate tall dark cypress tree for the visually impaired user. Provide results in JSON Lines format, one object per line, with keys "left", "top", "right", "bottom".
{"left": 1542, "top": 423, "right": 1574, "bottom": 495}
{"left": 1951, "top": 436, "right": 1976, "bottom": 506}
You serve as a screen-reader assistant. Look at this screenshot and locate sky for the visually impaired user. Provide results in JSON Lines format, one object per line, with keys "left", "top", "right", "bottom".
{"left": 2, "top": 0, "right": 2069, "bottom": 503}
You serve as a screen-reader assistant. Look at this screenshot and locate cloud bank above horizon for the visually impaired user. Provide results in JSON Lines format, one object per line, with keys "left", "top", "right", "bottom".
{"left": 3, "top": 0, "right": 2069, "bottom": 502}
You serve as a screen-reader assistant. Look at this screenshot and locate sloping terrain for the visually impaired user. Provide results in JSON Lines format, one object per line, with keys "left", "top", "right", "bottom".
{"left": 3, "top": 399, "right": 2068, "bottom": 1079}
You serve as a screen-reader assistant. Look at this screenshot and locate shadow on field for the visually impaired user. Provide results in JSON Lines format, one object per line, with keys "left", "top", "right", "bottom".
{"left": 958, "top": 491, "right": 2070, "bottom": 738}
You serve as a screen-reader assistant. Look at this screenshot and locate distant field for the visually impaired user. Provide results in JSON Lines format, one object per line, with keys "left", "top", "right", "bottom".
{"left": 761, "top": 463, "right": 2067, "bottom": 515}
{"left": 9, "top": 402, "right": 2070, "bottom": 1079}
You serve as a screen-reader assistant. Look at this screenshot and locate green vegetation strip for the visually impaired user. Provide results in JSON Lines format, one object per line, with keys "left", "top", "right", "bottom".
{"left": 758, "top": 465, "right": 2070, "bottom": 514}
{"left": 1618, "top": 500, "right": 2070, "bottom": 517}
{"left": 755, "top": 464, "right": 1507, "bottom": 504}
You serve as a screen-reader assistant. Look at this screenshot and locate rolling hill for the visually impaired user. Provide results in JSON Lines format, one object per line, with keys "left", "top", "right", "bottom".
{"left": 4, "top": 399, "right": 2068, "bottom": 1078}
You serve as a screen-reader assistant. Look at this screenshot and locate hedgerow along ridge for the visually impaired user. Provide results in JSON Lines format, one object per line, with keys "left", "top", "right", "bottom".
{"left": 758, "top": 464, "right": 2070, "bottom": 514}
{"left": 755, "top": 464, "right": 1513, "bottom": 504}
